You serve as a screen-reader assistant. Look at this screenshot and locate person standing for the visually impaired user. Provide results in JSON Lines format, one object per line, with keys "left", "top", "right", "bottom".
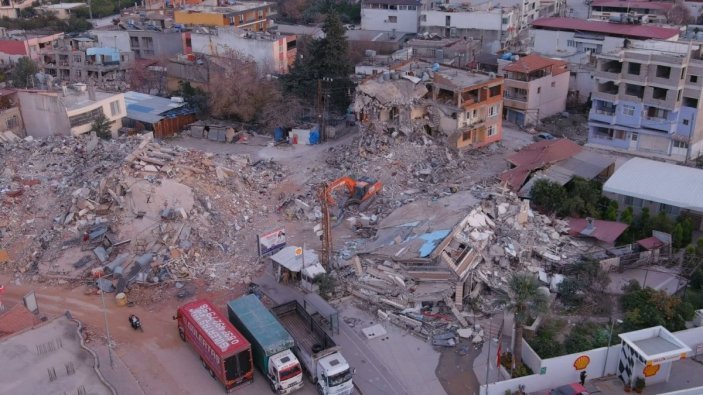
{"left": 580, "top": 370, "right": 587, "bottom": 386}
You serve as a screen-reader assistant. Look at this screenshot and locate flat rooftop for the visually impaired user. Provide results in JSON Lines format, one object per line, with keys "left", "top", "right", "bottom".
{"left": 39, "top": 2, "right": 88, "bottom": 9}
{"left": 0, "top": 315, "right": 113, "bottom": 395}
{"left": 178, "top": 2, "right": 270, "bottom": 13}
{"left": 61, "top": 90, "right": 122, "bottom": 112}
{"left": 532, "top": 17, "right": 681, "bottom": 40}
{"left": 633, "top": 337, "right": 681, "bottom": 355}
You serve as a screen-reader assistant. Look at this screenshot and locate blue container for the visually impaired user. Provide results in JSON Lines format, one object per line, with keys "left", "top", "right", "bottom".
{"left": 274, "top": 127, "right": 284, "bottom": 142}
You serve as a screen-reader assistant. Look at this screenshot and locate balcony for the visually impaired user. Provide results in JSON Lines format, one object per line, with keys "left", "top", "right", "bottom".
{"left": 589, "top": 107, "right": 616, "bottom": 124}
{"left": 595, "top": 59, "right": 622, "bottom": 81}
{"left": 641, "top": 116, "right": 675, "bottom": 133}
{"left": 504, "top": 93, "right": 528, "bottom": 110}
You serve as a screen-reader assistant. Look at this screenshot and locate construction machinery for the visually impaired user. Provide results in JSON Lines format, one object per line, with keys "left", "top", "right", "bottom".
{"left": 319, "top": 176, "right": 382, "bottom": 268}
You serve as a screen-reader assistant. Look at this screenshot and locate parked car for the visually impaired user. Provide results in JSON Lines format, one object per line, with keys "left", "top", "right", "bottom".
{"left": 549, "top": 383, "right": 589, "bottom": 395}
{"left": 533, "top": 132, "right": 557, "bottom": 142}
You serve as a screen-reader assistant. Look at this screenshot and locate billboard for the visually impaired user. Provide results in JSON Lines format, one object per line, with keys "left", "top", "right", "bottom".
{"left": 257, "top": 228, "right": 287, "bottom": 256}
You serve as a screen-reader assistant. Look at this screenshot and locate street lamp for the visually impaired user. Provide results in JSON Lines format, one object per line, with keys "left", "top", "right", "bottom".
{"left": 602, "top": 319, "right": 623, "bottom": 377}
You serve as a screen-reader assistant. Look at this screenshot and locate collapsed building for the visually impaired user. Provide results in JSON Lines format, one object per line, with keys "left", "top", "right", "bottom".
{"left": 353, "top": 61, "right": 504, "bottom": 151}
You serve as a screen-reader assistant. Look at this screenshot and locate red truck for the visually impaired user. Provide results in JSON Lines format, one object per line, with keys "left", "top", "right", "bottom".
{"left": 175, "top": 299, "right": 254, "bottom": 392}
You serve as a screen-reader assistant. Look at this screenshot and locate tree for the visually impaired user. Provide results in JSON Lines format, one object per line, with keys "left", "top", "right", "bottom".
{"left": 620, "top": 280, "right": 693, "bottom": 331}
{"left": 11, "top": 57, "right": 37, "bottom": 88}
{"left": 90, "top": 113, "right": 114, "bottom": 140}
{"left": 530, "top": 179, "right": 568, "bottom": 215}
{"left": 667, "top": 0, "right": 693, "bottom": 25}
{"left": 283, "top": 11, "right": 354, "bottom": 113}
{"left": 603, "top": 199, "right": 619, "bottom": 221}
{"left": 495, "top": 273, "right": 549, "bottom": 367}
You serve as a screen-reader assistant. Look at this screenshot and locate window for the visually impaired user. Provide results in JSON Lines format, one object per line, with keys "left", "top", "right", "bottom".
{"left": 614, "top": 130, "right": 626, "bottom": 140}
{"left": 633, "top": 198, "right": 643, "bottom": 208}
{"left": 488, "top": 105, "right": 499, "bottom": 117}
{"left": 69, "top": 107, "right": 104, "bottom": 127}
{"left": 462, "top": 130, "right": 471, "bottom": 141}
{"left": 489, "top": 85, "right": 501, "bottom": 97}
{"left": 690, "top": 75, "right": 699, "bottom": 83}
{"left": 487, "top": 125, "right": 497, "bottom": 136}
{"left": 683, "top": 119, "right": 690, "bottom": 126}
{"left": 627, "top": 62, "right": 641, "bottom": 75}
{"left": 239, "top": 15, "right": 244, "bottom": 22}
{"left": 624, "top": 196, "right": 634, "bottom": 205}
{"left": 407, "top": 5, "right": 416, "bottom": 10}
{"left": 388, "top": 16, "right": 397, "bottom": 23}
{"left": 567, "top": 40, "right": 576, "bottom": 47}
{"left": 646, "top": 106, "right": 668, "bottom": 119}
{"left": 656, "top": 65, "right": 671, "bottom": 79}
{"left": 622, "top": 105, "right": 635, "bottom": 116}
{"left": 421, "top": 14, "right": 427, "bottom": 21}
{"left": 537, "top": 87, "right": 541, "bottom": 94}
{"left": 6, "top": 115, "right": 18, "bottom": 129}
{"left": 502, "top": 17, "right": 509, "bottom": 24}
{"left": 673, "top": 141, "right": 688, "bottom": 149}
{"left": 631, "top": 132, "right": 638, "bottom": 141}
{"left": 110, "top": 100, "right": 121, "bottom": 116}
{"left": 652, "top": 87, "right": 667, "bottom": 100}
{"left": 677, "top": 90, "right": 682, "bottom": 101}
{"left": 551, "top": 82, "right": 555, "bottom": 87}
{"left": 684, "top": 97, "right": 699, "bottom": 108}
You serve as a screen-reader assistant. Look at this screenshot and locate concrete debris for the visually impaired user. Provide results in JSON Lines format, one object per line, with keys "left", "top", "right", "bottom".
{"left": 0, "top": 131, "right": 285, "bottom": 297}
{"left": 361, "top": 324, "right": 388, "bottom": 340}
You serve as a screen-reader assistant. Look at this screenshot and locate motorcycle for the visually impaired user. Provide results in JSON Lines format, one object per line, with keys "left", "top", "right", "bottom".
{"left": 129, "top": 314, "right": 143, "bottom": 332}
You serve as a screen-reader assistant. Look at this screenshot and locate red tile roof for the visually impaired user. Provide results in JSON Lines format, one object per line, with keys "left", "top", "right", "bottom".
{"left": 637, "top": 236, "right": 665, "bottom": 250}
{"left": 503, "top": 54, "right": 568, "bottom": 74}
{"left": 591, "top": 0, "right": 673, "bottom": 10}
{"left": 0, "top": 40, "right": 28, "bottom": 56}
{"left": 568, "top": 217, "right": 629, "bottom": 244}
{"left": 0, "top": 304, "right": 38, "bottom": 338}
{"left": 532, "top": 17, "right": 680, "bottom": 40}
{"left": 500, "top": 139, "right": 582, "bottom": 190}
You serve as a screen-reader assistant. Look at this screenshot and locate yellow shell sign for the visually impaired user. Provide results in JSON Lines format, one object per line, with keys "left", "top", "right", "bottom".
{"left": 573, "top": 355, "right": 590, "bottom": 370}
{"left": 643, "top": 364, "right": 660, "bottom": 377}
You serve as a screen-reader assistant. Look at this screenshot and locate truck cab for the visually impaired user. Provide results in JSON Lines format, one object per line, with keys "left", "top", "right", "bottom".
{"left": 269, "top": 349, "right": 304, "bottom": 394}
{"left": 316, "top": 353, "right": 354, "bottom": 395}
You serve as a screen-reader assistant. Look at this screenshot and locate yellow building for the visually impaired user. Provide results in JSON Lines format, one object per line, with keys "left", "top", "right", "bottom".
{"left": 174, "top": 3, "right": 274, "bottom": 31}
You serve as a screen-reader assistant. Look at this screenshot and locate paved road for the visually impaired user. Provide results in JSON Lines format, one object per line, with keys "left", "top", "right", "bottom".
{"left": 254, "top": 271, "right": 411, "bottom": 395}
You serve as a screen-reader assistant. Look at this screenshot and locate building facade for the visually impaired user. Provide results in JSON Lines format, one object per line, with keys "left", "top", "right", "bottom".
{"left": 588, "top": 0, "right": 671, "bottom": 24}
{"left": 0, "top": 32, "right": 63, "bottom": 64}
{"left": 17, "top": 87, "right": 125, "bottom": 137}
{"left": 40, "top": 36, "right": 134, "bottom": 86}
{"left": 499, "top": 54, "right": 569, "bottom": 126}
{"left": 361, "top": 0, "right": 421, "bottom": 33}
{"left": 588, "top": 40, "right": 703, "bottom": 162}
{"left": 190, "top": 27, "right": 294, "bottom": 73}
{"left": 174, "top": 3, "right": 274, "bottom": 31}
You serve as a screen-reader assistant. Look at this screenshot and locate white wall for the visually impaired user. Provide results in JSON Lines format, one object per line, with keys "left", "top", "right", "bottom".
{"left": 673, "top": 327, "right": 703, "bottom": 355}
{"left": 17, "top": 92, "right": 71, "bottom": 138}
{"left": 191, "top": 30, "right": 287, "bottom": 73}
{"left": 422, "top": 10, "right": 504, "bottom": 31}
{"left": 91, "top": 30, "right": 131, "bottom": 53}
{"left": 361, "top": 9, "right": 420, "bottom": 33}
{"left": 67, "top": 93, "right": 126, "bottom": 136}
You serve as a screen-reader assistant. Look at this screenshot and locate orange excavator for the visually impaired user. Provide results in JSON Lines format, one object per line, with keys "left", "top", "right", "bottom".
{"left": 318, "top": 176, "right": 382, "bottom": 268}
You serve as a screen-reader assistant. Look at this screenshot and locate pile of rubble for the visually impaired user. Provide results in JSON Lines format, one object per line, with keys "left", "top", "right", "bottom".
{"left": 343, "top": 184, "right": 596, "bottom": 345}
{"left": 0, "top": 132, "right": 286, "bottom": 299}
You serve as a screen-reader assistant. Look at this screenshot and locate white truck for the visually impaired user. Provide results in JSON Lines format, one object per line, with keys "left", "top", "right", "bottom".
{"left": 271, "top": 300, "right": 355, "bottom": 395}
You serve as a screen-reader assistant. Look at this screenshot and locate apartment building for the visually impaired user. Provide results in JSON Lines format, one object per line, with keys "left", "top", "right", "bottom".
{"left": 360, "top": 0, "right": 421, "bottom": 33}
{"left": 91, "top": 29, "right": 185, "bottom": 60}
{"left": 37, "top": 3, "right": 87, "bottom": 20}
{"left": 354, "top": 61, "right": 504, "bottom": 150}
{"left": 588, "top": 0, "right": 672, "bottom": 24}
{"left": 499, "top": 54, "right": 569, "bottom": 126}
{"left": 0, "top": 0, "right": 33, "bottom": 19}
{"left": 530, "top": 17, "right": 680, "bottom": 103}
{"left": 41, "top": 36, "right": 134, "bottom": 85}
{"left": 0, "top": 32, "right": 62, "bottom": 64}
{"left": 190, "top": 27, "right": 295, "bottom": 73}
{"left": 588, "top": 40, "right": 703, "bottom": 162}
{"left": 420, "top": 3, "right": 519, "bottom": 53}
{"left": 17, "top": 86, "right": 125, "bottom": 137}
{"left": 174, "top": 3, "right": 274, "bottom": 31}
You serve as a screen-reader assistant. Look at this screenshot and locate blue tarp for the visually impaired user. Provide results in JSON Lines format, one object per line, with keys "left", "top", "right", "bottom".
{"left": 86, "top": 47, "right": 120, "bottom": 62}
{"left": 418, "top": 230, "right": 451, "bottom": 257}
{"left": 227, "top": 295, "right": 294, "bottom": 356}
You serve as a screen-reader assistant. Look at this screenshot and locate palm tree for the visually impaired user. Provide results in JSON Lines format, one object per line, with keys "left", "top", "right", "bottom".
{"left": 495, "top": 273, "right": 549, "bottom": 368}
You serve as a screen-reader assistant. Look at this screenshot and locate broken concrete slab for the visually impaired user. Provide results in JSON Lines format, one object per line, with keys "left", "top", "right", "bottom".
{"left": 361, "top": 324, "right": 387, "bottom": 340}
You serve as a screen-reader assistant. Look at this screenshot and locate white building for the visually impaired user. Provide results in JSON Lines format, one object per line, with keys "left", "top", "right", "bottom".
{"left": 421, "top": 4, "right": 519, "bottom": 53}
{"left": 361, "top": 0, "right": 421, "bottom": 34}
{"left": 17, "top": 86, "right": 125, "bottom": 138}
{"left": 190, "top": 27, "right": 294, "bottom": 74}
{"left": 530, "top": 17, "right": 681, "bottom": 103}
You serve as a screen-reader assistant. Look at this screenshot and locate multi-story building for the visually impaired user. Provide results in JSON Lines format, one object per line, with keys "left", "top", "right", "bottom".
{"left": 190, "top": 27, "right": 295, "bottom": 74}
{"left": 499, "top": 54, "right": 569, "bottom": 126}
{"left": 0, "top": 31, "right": 63, "bottom": 64}
{"left": 91, "top": 29, "right": 186, "bottom": 60}
{"left": 174, "top": 3, "right": 274, "bottom": 31}
{"left": 588, "top": 0, "right": 672, "bottom": 24}
{"left": 16, "top": 86, "right": 125, "bottom": 137}
{"left": 0, "top": 0, "right": 33, "bottom": 19}
{"left": 354, "top": 61, "right": 504, "bottom": 150}
{"left": 588, "top": 40, "right": 703, "bottom": 162}
{"left": 37, "top": 3, "right": 87, "bottom": 20}
{"left": 530, "top": 17, "right": 680, "bottom": 103}
{"left": 420, "top": 3, "right": 519, "bottom": 53}
{"left": 360, "top": 0, "right": 421, "bottom": 33}
{"left": 0, "top": 88, "right": 24, "bottom": 137}
{"left": 40, "top": 36, "right": 134, "bottom": 86}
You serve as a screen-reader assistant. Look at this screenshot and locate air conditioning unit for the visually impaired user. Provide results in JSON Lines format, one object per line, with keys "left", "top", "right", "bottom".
{"left": 694, "top": 309, "right": 703, "bottom": 327}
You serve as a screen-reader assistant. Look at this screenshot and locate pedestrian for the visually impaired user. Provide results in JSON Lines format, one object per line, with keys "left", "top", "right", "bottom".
{"left": 580, "top": 370, "right": 587, "bottom": 386}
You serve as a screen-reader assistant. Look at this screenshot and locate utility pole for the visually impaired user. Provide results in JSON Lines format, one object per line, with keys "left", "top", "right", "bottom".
{"left": 99, "top": 276, "right": 114, "bottom": 368}
{"left": 319, "top": 183, "right": 332, "bottom": 269}
{"left": 88, "top": 0, "right": 93, "bottom": 20}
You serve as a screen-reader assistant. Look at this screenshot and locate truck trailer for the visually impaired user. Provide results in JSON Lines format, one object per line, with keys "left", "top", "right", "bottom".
{"left": 174, "top": 299, "right": 253, "bottom": 392}
{"left": 227, "top": 294, "right": 304, "bottom": 394}
{"left": 271, "top": 300, "right": 354, "bottom": 395}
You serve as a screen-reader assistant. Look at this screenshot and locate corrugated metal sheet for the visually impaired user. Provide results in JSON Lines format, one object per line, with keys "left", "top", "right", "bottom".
{"left": 603, "top": 157, "right": 703, "bottom": 212}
